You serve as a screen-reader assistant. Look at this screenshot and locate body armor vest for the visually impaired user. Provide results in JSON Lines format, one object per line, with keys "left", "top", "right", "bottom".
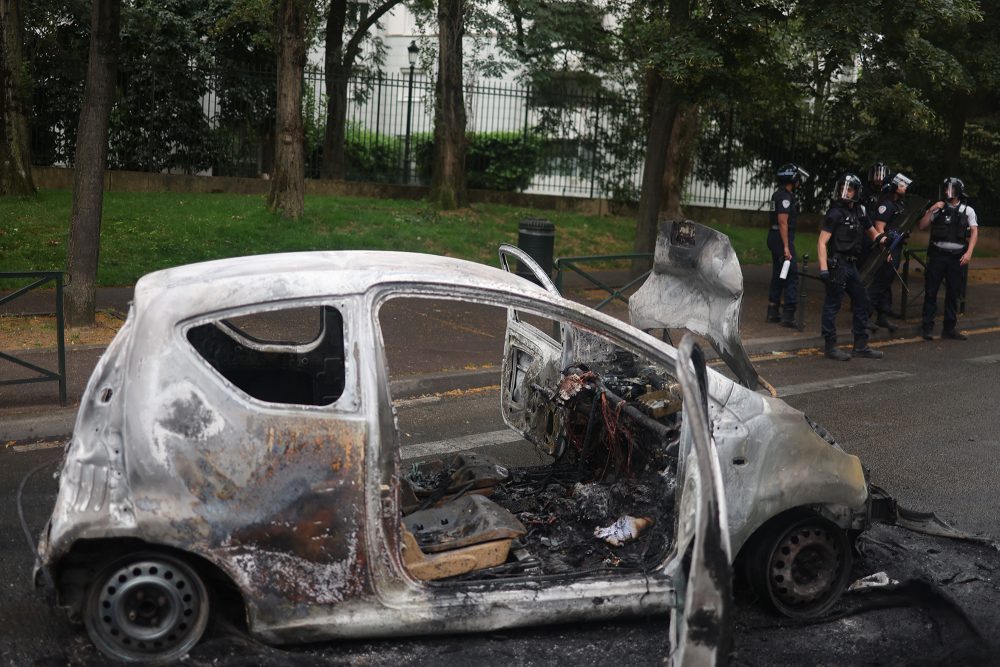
{"left": 829, "top": 206, "right": 863, "bottom": 257}
{"left": 930, "top": 204, "right": 970, "bottom": 249}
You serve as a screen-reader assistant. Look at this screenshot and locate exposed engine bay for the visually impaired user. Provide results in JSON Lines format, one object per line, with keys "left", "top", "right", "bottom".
{"left": 401, "top": 352, "right": 684, "bottom": 582}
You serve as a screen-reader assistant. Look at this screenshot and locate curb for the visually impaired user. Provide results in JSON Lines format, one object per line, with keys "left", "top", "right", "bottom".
{"left": 744, "top": 314, "right": 1000, "bottom": 357}
{"left": 1, "top": 408, "right": 78, "bottom": 444}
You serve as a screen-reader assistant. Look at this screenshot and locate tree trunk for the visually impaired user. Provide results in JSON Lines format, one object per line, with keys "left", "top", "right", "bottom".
{"left": 631, "top": 72, "right": 679, "bottom": 275}
{"left": 65, "top": 0, "right": 120, "bottom": 327}
{"left": 660, "top": 103, "right": 699, "bottom": 219}
{"left": 0, "top": 0, "right": 36, "bottom": 196}
{"left": 943, "top": 91, "right": 967, "bottom": 177}
{"left": 320, "top": 0, "right": 348, "bottom": 180}
{"left": 267, "top": 0, "right": 306, "bottom": 219}
{"left": 430, "top": 0, "right": 467, "bottom": 210}
{"left": 321, "top": 67, "right": 349, "bottom": 180}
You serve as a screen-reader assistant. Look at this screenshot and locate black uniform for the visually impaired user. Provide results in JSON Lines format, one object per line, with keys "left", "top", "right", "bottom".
{"left": 867, "top": 197, "right": 905, "bottom": 317}
{"left": 766, "top": 187, "right": 798, "bottom": 319}
{"left": 922, "top": 204, "right": 974, "bottom": 336}
{"left": 821, "top": 202, "right": 873, "bottom": 344}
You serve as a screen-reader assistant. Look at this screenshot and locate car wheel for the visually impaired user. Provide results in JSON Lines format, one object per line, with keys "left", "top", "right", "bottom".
{"left": 748, "top": 511, "right": 852, "bottom": 618}
{"left": 83, "top": 552, "right": 210, "bottom": 663}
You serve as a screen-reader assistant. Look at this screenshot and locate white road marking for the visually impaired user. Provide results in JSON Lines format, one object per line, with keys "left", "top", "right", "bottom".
{"left": 401, "top": 429, "right": 524, "bottom": 461}
{"left": 967, "top": 354, "right": 1000, "bottom": 365}
{"left": 10, "top": 441, "right": 64, "bottom": 453}
{"left": 393, "top": 395, "right": 442, "bottom": 409}
{"left": 777, "top": 371, "right": 912, "bottom": 397}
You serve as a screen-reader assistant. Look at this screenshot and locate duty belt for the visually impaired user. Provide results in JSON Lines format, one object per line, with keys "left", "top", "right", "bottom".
{"left": 833, "top": 253, "right": 858, "bottom": 264}
{"left": 930, "top": 244, "right": 965, "bottom": 255}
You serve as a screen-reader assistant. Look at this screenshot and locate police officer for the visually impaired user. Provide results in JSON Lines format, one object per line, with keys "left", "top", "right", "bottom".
{"left": 864, "top": 162, "right": 891, "bottom": 212}
{"left": 918, "top": 177, "right": 979, "bottom": 340}
{"left": 766, "top": 163, "right": 809, "bottom": 327}
{"left": 818, "top": 173, "right": 887, "bottom": 361}
{"left": 867, "top": 173, "right": 912, "bottom": 333}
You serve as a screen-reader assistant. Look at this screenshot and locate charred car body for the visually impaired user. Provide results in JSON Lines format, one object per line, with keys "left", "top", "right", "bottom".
{"left": 36, "top": 227, "right": 875, "bottom": 663}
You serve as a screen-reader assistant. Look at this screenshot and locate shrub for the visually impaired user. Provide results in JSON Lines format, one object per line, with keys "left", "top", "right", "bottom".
{"left": 414, "top": 131, "right": 543, "bottom": 192}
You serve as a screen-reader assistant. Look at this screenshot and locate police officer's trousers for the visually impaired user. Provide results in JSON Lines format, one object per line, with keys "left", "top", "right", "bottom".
{"left": 922, "top": 248, "right": 965, "bottom": 334}
{"left": 821, "top": 260, "right": 870, "bottom": 344}
{"left": 766, "top": 229, "right": 797, "bottom": 314}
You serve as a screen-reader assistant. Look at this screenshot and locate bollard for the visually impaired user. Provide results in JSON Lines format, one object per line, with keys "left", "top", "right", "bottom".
{"left": 516, "top": 218, "right": 555, "bottom": 284}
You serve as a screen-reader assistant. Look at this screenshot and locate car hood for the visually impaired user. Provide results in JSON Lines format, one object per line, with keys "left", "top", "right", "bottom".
{"left": 629, "top": 220, "right": 758, "bottom": 388}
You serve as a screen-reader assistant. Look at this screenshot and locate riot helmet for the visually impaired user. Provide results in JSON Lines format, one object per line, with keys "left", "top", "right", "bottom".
{"left": 940, "top": 177, "right": 965, "bottom": 202}
{"left": 776, "top": 163, "right": 809, "bottom": 186}
{"left": 868, "top": 162, "right": 890, "bottom": 187}
{"left": 886, "top": 173, "right": 912, "bottom": 196}
{"left": 833, "top": 173, "right": 863, "bottom": 204}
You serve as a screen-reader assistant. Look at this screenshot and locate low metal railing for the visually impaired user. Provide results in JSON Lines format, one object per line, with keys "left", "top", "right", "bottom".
{"left": 0, "top": 271, "right": 67, "bottom": 405}
{"left": 553, "top": 253, "right": 653, "bottom": 311}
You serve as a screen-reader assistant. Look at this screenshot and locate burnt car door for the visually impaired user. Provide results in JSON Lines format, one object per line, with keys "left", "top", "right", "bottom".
{"left": 668, "top": 335, "right": 732, "bottom": 665}
{"left": 498, "top": 245, "right": 565, "bottom": 453}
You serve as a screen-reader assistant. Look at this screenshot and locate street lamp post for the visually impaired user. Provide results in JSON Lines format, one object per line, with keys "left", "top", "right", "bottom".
{"left": 403, "top": 40, "right": 419, "bottom": 185}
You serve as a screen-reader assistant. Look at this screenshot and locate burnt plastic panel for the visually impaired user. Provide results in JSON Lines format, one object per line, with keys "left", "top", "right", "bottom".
{"left": 187, "top": 305, "right": 346, "bottom": 406}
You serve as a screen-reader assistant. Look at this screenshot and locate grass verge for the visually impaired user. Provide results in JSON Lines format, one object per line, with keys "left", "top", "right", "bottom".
{"left": 1, "top": 189, "right": 785, "bottom": 287}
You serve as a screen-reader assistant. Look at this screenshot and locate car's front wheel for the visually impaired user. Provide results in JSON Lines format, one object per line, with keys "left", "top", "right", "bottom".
{"left": 83, "top": 552, "right": 210, "bottom": 663}
{"left": 746, "top": 511, "right": 853, "bottom": 618}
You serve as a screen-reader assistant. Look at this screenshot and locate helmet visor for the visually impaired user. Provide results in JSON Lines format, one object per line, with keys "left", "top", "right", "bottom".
{"left": 943, "top": 180, "right": 961, "bottom": 200}
{"left": 836, "top": 180, "right": 859, "bottom": 202}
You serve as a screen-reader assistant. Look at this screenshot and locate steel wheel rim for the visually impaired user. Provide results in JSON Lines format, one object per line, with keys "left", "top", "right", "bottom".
{"left": 766, "top": 519, "right": 849, "bottom": 615}
{"left": 85, "top": 555, "right": 209, "bottom": 662}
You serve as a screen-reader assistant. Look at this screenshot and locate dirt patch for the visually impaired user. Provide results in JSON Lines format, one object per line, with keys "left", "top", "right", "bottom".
{"left": 0, "top": 311, "right": 123, "bottom": 351}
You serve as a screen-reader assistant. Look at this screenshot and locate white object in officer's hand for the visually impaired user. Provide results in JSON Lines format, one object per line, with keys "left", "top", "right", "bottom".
{"left": 780, "top": 259, "right": 791, "bottom": 280}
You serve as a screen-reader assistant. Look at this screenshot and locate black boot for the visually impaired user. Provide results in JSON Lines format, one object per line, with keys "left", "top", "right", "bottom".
{"left": 780, "top": 308, "right": 797, "bottom": 329}
{"left": 875, "top": 312, "right": 898, "bottom": 333}
{"left": 767, "top": 303, "right": 781, "bottom": 323}
{"left": 825, "top": 339, "right": 850, "bottom": 361}
{"left": 852, "top": 339, "right": 884, "bottom": 359}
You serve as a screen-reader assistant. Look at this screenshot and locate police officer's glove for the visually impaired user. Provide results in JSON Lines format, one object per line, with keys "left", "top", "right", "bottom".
{"left": 820, "top": 270, "right": 830, "bottom": 282}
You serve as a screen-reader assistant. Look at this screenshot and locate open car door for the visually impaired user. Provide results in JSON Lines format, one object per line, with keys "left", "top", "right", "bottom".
{"left": 669, "top": 335, "right": 733, "bottom": 665}
{"left": 498, "top": 244, "right": 564, "bottom": 455}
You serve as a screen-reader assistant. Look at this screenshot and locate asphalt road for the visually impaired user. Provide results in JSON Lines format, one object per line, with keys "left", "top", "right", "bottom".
{"left": 2, "top": 331, "right": 999, "bottom": 665}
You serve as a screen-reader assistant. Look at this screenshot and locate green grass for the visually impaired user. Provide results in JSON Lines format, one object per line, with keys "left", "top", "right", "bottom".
{"left": 1, "top": 190, "right": 783, "bottom": 287}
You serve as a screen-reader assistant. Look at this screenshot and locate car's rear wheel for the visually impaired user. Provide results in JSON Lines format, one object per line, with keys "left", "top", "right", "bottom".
{"left": 83, "top": 552, "right": 210, "bottom": 663}
{"left": 747, "top": 511, "right": 852, "bottom": 618}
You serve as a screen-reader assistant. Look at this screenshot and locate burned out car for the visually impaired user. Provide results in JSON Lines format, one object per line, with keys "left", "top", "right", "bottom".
{"left": 36, "top": 230, "right": 872, "bottom": 663}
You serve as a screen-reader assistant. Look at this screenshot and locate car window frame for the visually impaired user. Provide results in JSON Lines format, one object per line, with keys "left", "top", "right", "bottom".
{"left": 177, "top": 296, "right": 363, "bottom": 415}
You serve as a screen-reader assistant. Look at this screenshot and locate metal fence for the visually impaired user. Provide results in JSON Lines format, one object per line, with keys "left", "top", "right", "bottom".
{"left": 28, "top": 61, "right": 999, "bottom": 219}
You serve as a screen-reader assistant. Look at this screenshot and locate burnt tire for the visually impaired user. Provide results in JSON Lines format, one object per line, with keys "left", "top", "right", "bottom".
{"left": 747, "top": 512, "right": 852, "bottom": 618}
{"left": 83, "top": 552, "right": 210, "bottom": 663}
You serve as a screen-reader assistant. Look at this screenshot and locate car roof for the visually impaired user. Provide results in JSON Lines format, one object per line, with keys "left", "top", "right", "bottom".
{"left": 133, "top": 251, "right": 558, "bottom": 318}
